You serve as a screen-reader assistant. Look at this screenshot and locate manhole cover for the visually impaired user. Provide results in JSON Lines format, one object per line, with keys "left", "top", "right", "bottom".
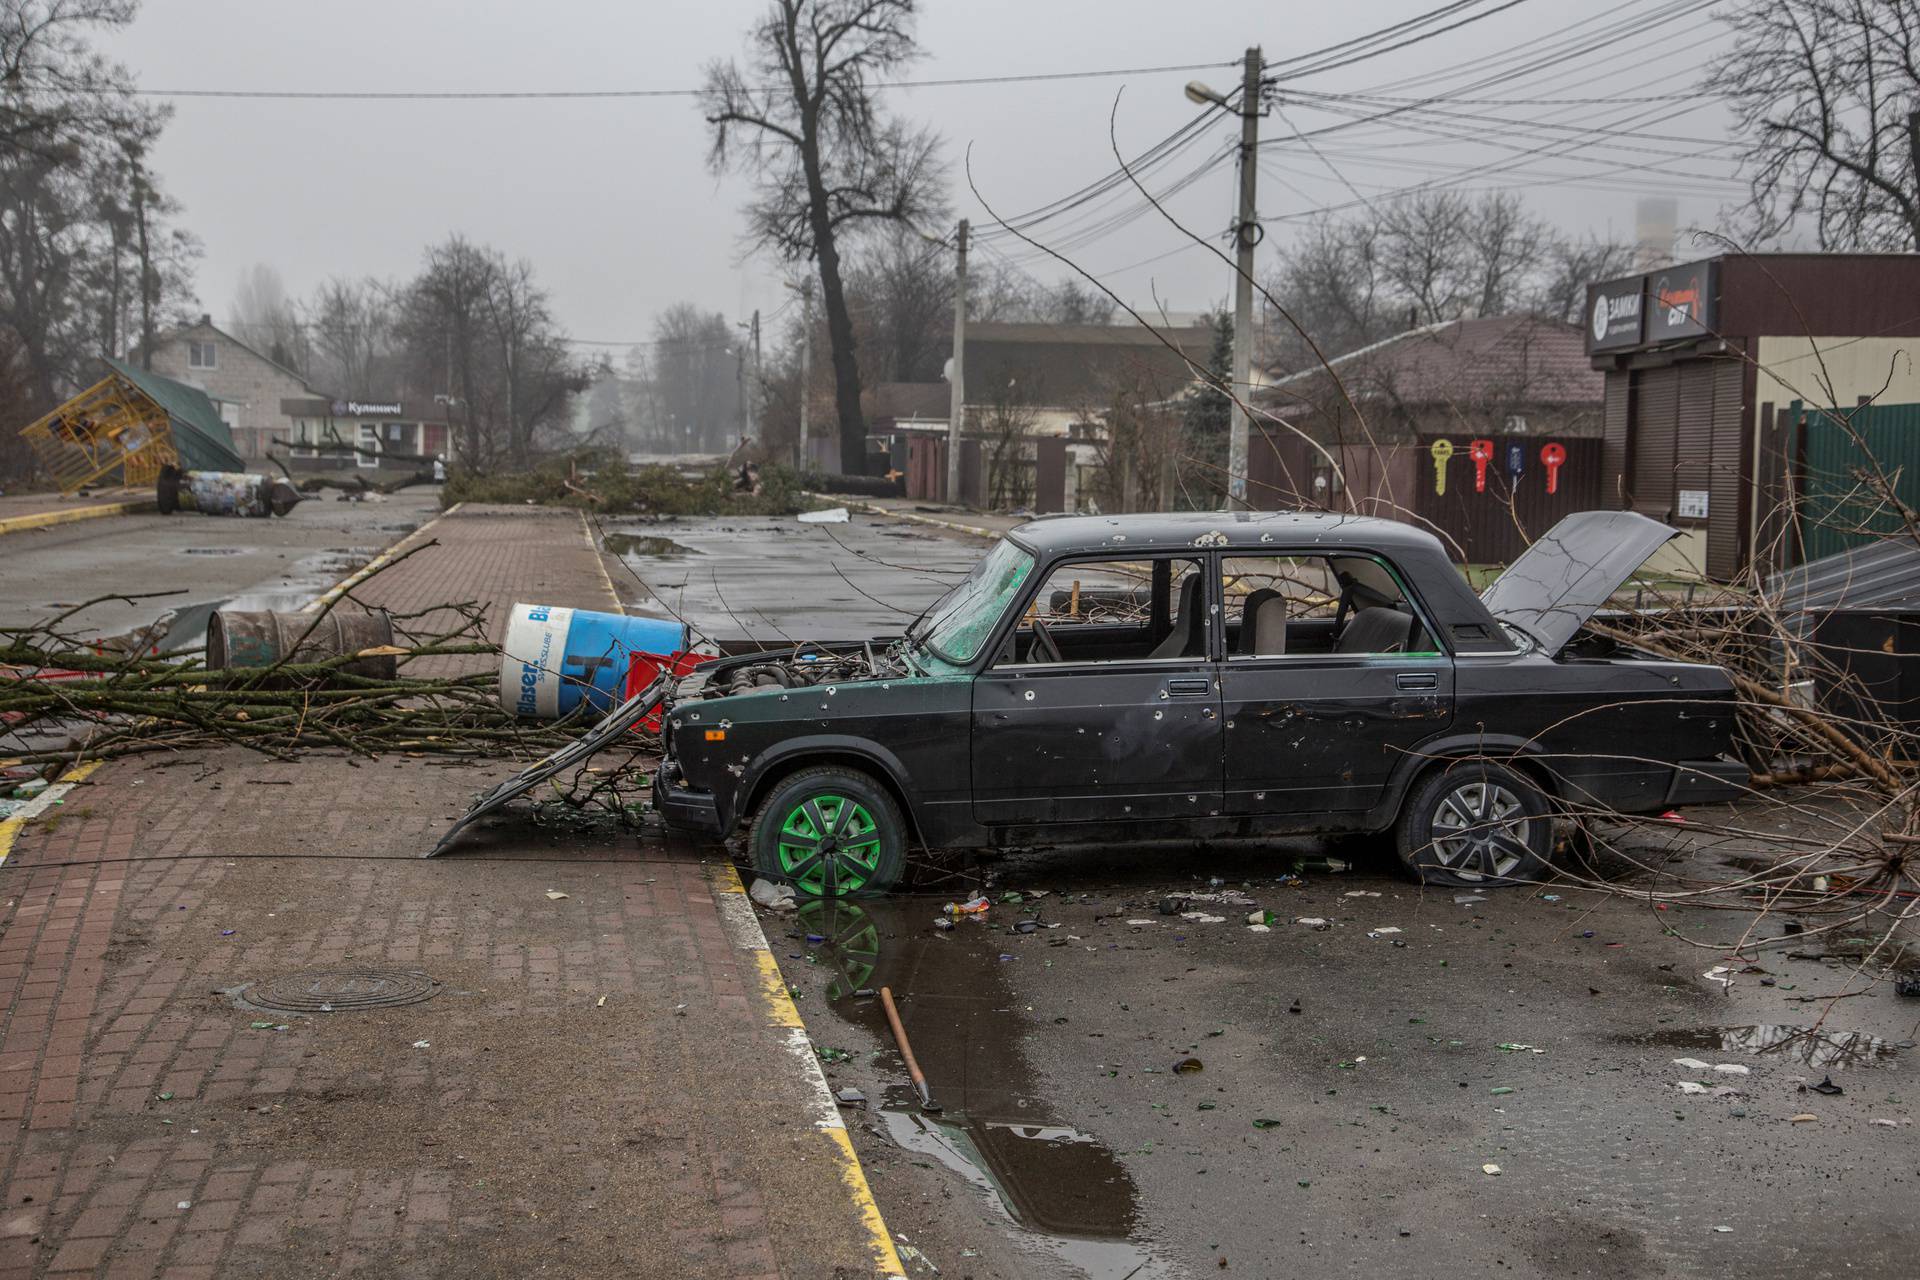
{"left": 238, "top": 969, "right": 439, "bottom": 1013}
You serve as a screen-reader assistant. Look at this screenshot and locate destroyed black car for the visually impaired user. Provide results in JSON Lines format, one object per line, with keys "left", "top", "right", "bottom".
{"left": 653, "top": 510, "right": 1746, "bottom": 895}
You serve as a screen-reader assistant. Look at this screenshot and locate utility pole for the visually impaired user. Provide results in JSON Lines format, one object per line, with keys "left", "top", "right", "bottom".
{"left": 796, "top": 280, "right": 813, "bottom": 469}
{"left": 1225, "top": 46, "right": 1262, "bottom": 510}
{"left": 750, "top": 308, "right": 762, "bottom": 446}
{"left": 946, "top": 218, "right": 969, "bottom": 507}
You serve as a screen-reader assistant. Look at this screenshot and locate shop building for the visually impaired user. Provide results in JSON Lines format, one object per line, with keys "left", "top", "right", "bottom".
{"left": 1585, "top": 254, "right": 1920, "bottom": 578}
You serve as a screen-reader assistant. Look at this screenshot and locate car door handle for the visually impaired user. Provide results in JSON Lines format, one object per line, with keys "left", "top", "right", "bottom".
{"left": 1167, "top": 677, "right": 1212, "bottom": 696}
{"left": 1395, "top": 672, "right": 1439, "bottom": 691}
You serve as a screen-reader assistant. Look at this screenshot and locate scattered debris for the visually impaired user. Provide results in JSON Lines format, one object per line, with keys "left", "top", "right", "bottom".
{"left": 797, "top": 507, "right": 851, "bottom": 524}
{"left": 1173, "top": 1057, "right": 1204, "bottom": 1074}
{"left": 1294, "top": 917, "right": 1331, "bottom": 930}
{"left": 545, "top": 890, "right": 569, "bottom": 901}
{"left": 1482, "top": 1164, "right": 1502, "bottom": 1176}
{"left": 749, "top": 879, "right": 798, "bottom": 911}
{"left": 1810, "top": 1075, "right": 1844, "bottom": 1096}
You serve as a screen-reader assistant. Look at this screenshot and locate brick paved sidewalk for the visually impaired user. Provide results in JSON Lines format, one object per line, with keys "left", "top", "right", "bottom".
{"left": 0, "top": 506, "right": 901, "bottom": 1279}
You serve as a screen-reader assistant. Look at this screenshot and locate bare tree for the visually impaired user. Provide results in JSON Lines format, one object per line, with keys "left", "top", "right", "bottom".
{"left": 1462, "top": 192, "right": 1550, "bottom": 318}
{"left": 229, "top": 263, "right": 306, "bottom": 371}
{"left": 1378, "top": 191, "right": 1474, "bottom": 324}
{"left": 642, "top": 303, "right": 740, "bottom": 453}
{"left": 1708, "top": 0, "right": 1920, "bottom": 250}
{"left": 701, "top": 0, "right": 944, "bottom": 474}
{"left": 1530, "top": 233, "right": 1638, "bottom": 324}
{"left": 844, "top": 226, "right": 952, "bottom": 382}
{"left": 305, "top": 276, "right": 392, "bottom": 397}
{"left": 1267, "top": 217, "right": 1391, "bottom": 371}
{"left": 0, "top": 0, "right": 195, "bottom": 423}
{"left": 396, "top": 237, "right": 584, "bottom": 469}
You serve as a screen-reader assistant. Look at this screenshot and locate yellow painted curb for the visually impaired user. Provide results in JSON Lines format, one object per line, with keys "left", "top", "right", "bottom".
{"left": 579, "top": 510, "right": 625, "bottom": 610}
{"left": 302, "top": 501, "right": 463, "bottom": 614}
{"left": 710, "top": 864, "right": 907, "bottom": 1279}
{"left": 0, "top": 760, "right": 103, "bottom": 867}
{"left": 0, "top": 499, "right": 156, "bottom": 537}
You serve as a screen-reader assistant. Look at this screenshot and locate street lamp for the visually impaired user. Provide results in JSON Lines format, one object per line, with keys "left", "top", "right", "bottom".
{"left": 1184, "top": 80, "right": 1230, "bottom": 109}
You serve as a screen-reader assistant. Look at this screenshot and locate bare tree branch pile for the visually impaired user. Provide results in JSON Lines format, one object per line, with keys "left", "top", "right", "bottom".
{"left": 0, "top": 546, "right": 625, "bottom": 776}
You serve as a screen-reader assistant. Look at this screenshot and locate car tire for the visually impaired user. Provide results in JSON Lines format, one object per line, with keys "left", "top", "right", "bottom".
{"left": 1395, "top": 759, "right": 1552, "bottom": 887}
{"left": 749, "top": 765, "right": 907, "bottom": 897}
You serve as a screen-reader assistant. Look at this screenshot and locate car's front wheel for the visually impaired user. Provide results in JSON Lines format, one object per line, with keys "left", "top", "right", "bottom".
{"left": 1395, "top": 760, "right": 1552, "bottom": 887}
{"left": 748, "top": 765, "right": 907, "bottom": 897}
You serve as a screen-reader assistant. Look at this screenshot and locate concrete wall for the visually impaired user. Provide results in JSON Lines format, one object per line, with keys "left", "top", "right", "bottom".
{"left": 1753, "top": 335, "right": 1920, "bottom": 410}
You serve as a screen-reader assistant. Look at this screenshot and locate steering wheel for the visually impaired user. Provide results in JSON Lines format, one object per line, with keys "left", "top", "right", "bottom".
{"left": 1030, "top": 618, "right": 1063, "bottom": 664}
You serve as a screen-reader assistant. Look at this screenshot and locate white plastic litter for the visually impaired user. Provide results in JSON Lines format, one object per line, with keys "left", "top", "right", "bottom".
{"left": 1294, "top": 917, "right": 1331, "bottom": 930}
{"left": 798, "top": 507, "right": 851, "bottom": 524}
{"left": 1673, "top": 1057, "right": 1712, "bottom": 1071}
{"left": 749, "top": 878, "right": 798, "bottom": 911}
{"left": 1712, "top": 1063, "right": 1750, "bottom": 1075}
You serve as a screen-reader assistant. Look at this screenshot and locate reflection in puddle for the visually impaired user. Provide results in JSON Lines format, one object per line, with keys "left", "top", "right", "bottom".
{"left": 1644, "top": 1024, "right": 1897, "bottom": 1068}
{"left": 144, "top": 549, "right": 374, "bottom": 653}
{"left": 604, "top": 533, "right": 695, "bottom": 558}
{"left": 806, "top": 899, "right": 1168, "bottom": 1278}
{"left": 882, "top": 1111, "right": 1166, "bottom": 1280}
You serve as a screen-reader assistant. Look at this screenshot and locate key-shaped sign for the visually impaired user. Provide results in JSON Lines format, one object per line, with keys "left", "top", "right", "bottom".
{"left": 1504, "top": 441, "right": 1525, "bottom": 481}
{"left": 1469, "top": 438, "right": 1495, "bottom": 493}
{"left": 1541, "top": 442, "right": 1566, "bottom": 494}
{"left": 1429, "top": 438, "right": 1455, "bottom": 495}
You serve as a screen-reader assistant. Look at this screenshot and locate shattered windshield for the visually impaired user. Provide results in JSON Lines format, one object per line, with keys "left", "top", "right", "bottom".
{"left": 919, "top": 539, "right": 1034, "bottom": 665}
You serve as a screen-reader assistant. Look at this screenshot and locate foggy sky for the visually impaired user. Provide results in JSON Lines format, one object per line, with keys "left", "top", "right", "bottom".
{"left": 101, "top": 0, "right": 1741, "bottom": 355}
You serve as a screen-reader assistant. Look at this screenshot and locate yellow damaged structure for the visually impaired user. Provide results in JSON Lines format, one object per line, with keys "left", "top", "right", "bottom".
{"left": 17, "top": 357, "right": 245, "bottom": 494}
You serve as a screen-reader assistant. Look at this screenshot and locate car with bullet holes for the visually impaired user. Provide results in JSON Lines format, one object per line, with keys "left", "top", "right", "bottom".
{"left": 652, "top": 509, "right": 1746, "bottom": 896}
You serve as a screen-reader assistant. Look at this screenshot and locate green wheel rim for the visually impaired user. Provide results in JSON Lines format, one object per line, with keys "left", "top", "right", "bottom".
{"left": 776, "top": 793, "right": 883, "bottom": 896}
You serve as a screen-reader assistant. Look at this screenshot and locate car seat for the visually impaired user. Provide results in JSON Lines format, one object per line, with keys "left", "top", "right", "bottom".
{"left": 1336, "top": 606, "right": 1415, "bottom": 654}
{"left": 1149, "top": 573, "right": 1205, "bottom": 659}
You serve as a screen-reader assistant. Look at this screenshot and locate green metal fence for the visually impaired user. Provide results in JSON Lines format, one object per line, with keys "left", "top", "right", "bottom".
{"left": 1794, "top": 399, "right": 1920, "bottom": 564}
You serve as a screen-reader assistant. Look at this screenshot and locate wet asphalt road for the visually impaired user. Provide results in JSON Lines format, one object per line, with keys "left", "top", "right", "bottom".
{"left": 0, "top": 488, "right": 441, "bottom": 645}
{"left": 610, "top": 510, "right": 1916, "bottom": 1277}
{"left": 772, "top": 835, "right": 1916, "bottom": 1280}
{"left": 601, "top": 512, "right": 984, "bottom": 642}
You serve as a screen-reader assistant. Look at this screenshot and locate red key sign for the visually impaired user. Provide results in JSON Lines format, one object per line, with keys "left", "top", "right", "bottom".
{"left": 1541, "top": 442, "right": 1566, "bottom": 494}
{"left": 1468, "top": 439, "right": 1494, "bottom": 493}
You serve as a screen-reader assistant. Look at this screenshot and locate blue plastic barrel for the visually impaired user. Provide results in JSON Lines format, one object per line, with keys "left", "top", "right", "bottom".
{"left": 499, "top": 602, "right": 687, "bottom": 719}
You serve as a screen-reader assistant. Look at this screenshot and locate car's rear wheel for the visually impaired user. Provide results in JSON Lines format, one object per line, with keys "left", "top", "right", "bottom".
{"left": 1395, "top": 760, "right": 1551, "bottom": 887}
{"left": 749, "top": 765, "right": 907, "bottom": 897}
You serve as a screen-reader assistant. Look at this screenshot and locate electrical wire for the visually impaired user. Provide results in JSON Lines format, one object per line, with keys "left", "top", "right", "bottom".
{"left": 22, "top": 60, "right": 1236, "bottom": 101}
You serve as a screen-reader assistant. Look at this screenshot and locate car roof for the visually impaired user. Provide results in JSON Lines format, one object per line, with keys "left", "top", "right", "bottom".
{"left": 1004, "top": 510, "right": 1448, "bottom": 559}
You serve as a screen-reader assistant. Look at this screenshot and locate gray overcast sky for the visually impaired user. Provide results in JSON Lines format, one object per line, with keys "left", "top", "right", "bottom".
{"left": 100, "top": 0, "right": 1742, "bottom": 348}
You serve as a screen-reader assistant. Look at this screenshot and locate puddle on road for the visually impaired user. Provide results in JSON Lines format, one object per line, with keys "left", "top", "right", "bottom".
{"left": 799, "top": 898, "right": 1168, "bottom": 1279}
{"left": 145, "top": 548, "right": 374, "bottom": 654}
{"left": 603, "top": 533, "right": 695, "bottom": 559}
{"left": 1634, "top": 1024, "right": 1898, "bottom": 1069}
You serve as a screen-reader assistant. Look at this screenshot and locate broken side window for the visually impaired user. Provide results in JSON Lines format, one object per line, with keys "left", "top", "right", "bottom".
{"left": 1222, "top": 554, "right": 1438, "bottom": 658}
{"left": 997, "top": 556, "right": 1205, "bottom": 666}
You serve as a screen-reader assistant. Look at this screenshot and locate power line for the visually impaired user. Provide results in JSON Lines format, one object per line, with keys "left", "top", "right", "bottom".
{"left": 21, "top": 60, "right": 1236, "bottom": 102}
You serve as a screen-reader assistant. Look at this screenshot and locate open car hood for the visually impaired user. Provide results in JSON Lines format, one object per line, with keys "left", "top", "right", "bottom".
{"left": 1479, "top": 511, "right": 1679, "bottom": 655}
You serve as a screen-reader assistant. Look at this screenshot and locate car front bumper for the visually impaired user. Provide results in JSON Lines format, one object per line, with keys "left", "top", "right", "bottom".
{"left": 653, "top": 760, "right": 724, "bottom": 835}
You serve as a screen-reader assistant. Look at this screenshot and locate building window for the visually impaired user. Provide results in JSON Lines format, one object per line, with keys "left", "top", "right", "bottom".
{"left": 188, "top": 341, "right": 217, "bottom": 369}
